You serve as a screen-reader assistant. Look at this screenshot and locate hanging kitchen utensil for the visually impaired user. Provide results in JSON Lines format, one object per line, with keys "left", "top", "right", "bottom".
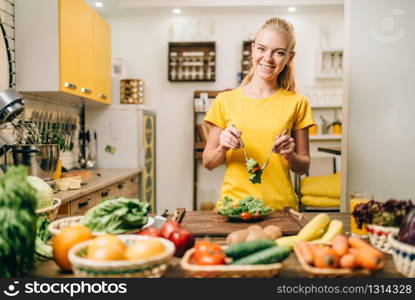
{"left": 85, "top": 129, "right": 96, "bottom": 169}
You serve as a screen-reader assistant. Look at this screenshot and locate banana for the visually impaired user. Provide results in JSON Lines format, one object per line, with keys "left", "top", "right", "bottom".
{"left": 275, "top": 235, "right": 300, "bottom": 248}
{"left": 297, "top": 213, "right": 331, "bottom": 241}
{"left": 275, "top": 213, "right": 331, "bottom": 248}
{"left": 313, "top": 219, "right": 344, "bottom": 243}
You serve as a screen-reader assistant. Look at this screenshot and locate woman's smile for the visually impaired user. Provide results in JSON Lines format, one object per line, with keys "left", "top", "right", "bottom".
{"left": 259, "top": 62, "right": 276, "bottom": 70}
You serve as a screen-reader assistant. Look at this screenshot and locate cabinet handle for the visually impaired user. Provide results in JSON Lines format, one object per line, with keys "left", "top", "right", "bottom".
{"left": 101, "top": 191, "right": 109, "bottom": 198}
{"left": 78, "top": 199, "right": 90, "bottom": 208}
{"left": 99, "top": 94, "right": 107, "bottom": 99}
{"left": 64, "top": 82, "right": 77, "bottom": 89}
{"left": 81, "top": 88, "right": 92, "bottom": 94}
{"left": 118, "top": 183, "right": 125, "bottom": 189}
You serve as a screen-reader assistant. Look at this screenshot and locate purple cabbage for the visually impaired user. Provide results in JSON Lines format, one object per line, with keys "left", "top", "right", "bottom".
{"left": 399, "top": 208, "right": 415, "bottom": 246}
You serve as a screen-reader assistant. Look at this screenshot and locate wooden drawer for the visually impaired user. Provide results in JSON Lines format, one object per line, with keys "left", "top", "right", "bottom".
{"left": 97, "top": 183, "right": 119, "bottom": 200}
{"left": 70, "top": 192, "right": 99, "bottom": 215}
{"left": 57, "top": 203, "right": 70, "bottom": 216}
{"left": 115, "top": 175, "right": 139, "bottom": 199}
{"left": 67, "top": 174, "right": 141, "bottom": 215}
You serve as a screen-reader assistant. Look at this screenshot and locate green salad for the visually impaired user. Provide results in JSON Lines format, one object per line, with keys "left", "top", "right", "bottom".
{"left": 218, "top": 196, "right": 273, "bottom": 221}
{"left": 246, "top": 158, "right": 263, "bottom": 184}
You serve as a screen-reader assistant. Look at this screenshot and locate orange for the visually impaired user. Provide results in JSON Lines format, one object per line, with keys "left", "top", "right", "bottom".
{"left": 86, "top": 235, "right": 126, "bottom": 261}
{"left": 125, "top": 239, "right": 166, "bottom": 260}
{"left": 53, "top": 225, "right": 93, "bottom": 271}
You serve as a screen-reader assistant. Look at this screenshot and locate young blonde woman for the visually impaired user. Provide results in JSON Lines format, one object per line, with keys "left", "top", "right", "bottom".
{"left": 203, "top": 17, "right": 315, "bottom": 211}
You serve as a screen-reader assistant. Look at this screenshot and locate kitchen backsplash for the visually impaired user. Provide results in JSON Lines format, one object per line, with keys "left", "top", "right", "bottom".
{"left": 21, "top": 93, "right": 82, "bottom": 170}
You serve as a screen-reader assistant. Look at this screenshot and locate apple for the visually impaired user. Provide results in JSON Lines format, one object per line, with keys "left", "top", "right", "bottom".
{"left": 169, "top": 228, "right": 195, "bottom": 257}
{"left": 137, "top": 227, "right": 162, "bottom": 237}
{"left": 160, "top": 220, "right": 181, "bottom": 239}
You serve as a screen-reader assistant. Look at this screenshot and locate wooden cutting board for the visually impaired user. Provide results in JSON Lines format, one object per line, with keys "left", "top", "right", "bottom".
{"left": 179, "top": 209, "right": 307, "bottom": 237}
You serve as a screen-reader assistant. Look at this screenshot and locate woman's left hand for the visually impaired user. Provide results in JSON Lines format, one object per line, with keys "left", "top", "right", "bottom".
{"left": 272, "top": 133, "right": 295, "bottom": 160}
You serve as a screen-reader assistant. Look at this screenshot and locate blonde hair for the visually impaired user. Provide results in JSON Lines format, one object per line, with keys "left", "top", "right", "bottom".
{"left": 241, "top": 17, "right": 296, "bottom": 92}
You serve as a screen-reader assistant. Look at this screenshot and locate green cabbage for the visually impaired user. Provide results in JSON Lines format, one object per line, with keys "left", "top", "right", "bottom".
{"left": 26, "top": 176, "right": 54, "bottom": 210}
{"left": 0, "top": 166, "right": 38, "bottom": 277}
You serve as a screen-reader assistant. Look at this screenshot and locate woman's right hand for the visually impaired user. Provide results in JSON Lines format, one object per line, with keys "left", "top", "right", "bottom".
{"left": 219, "top": 125, "right": 242, "bottom": 151}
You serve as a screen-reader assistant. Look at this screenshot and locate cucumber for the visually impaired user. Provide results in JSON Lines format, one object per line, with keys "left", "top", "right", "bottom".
{"left": 231, "top": 245, "right": 291, "bottom": 265}
{"left": 225, "top": 239, "right": 276, "bottom": 259}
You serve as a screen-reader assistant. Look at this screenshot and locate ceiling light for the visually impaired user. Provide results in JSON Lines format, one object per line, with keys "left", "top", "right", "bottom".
{"left": 173, "top": 8, "right": 181, "bottom": 14}
{"left": 288, "top": 6, "right": 296, "bottom": 13}
{"left": 95, "top": 1, "right": 103, "bottom": 8}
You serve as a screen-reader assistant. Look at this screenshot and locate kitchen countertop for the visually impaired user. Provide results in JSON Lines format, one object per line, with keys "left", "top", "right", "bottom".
{"left": 55, "top": 168, "right": 143, "bottom": 205}
{"left": 31, "top": 212, "right": 403, "bottom": 278}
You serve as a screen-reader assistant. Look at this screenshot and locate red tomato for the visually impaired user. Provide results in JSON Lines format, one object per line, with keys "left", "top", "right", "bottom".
{"left": 240, "top": 212, "right": 251, "bottom": 221}
{"left": 193, "top": 241, "right": 226, "bottom": 266}
{"left": 160, "top": 220, "right": 181, "bottom": 239}
{"left": 169, "top": 228, "right": 195, "bottom": 257}
{"left": 194, "top": 240, "right": 222, "bottom": 261}
{"left": 195, "top": 252, "right": 226, "bottom": 265}
{"left": 137, "top": 227, "right": 162, "bottom": 237}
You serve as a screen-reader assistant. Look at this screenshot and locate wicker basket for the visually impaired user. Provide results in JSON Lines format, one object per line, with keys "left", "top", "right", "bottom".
{"left": 293, "top": 243, "right": 373, "bottom": 277}
{"left": 48, "top": 216, "right": 154, "bottom": 236}
{"left": 365, "top": 224, "right": 399, "bottom": 254}
{"left": 180, "top": 248, "right": 283, "bottom": 278}
{"left": 68, "top": 235, "right": 175, "bottom": 277}
{"left": 48, "top": 216, "right": 84, "bottom": 236}
{"left": 36, "top": 198, "right": 62, "bottom": 221}
{"left": 388, "top": 234, "right": 415, "bottom": 278}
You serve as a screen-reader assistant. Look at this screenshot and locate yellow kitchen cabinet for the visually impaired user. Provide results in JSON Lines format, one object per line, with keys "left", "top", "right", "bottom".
{"left": 59, "top": 0, "right": 81, "bottom": 95}
{"left": 77, "top": 0, "right": 95, "bottom": 98}
{"left": 15, "top": 0, "right": 111, "bottom": 105}
{"left": 92, "top": 11, "right": 112, "bottom": 104}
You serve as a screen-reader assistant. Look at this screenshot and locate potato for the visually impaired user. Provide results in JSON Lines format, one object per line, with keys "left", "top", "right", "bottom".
{"left": 226, "top": 229, "right": 249, "bottom": 245}
{"left": 245, "top": 230, "right": 271, "bottom": 242}
{"left": 247, "top": 225, "right": 263, "bottom": 233}
{"left": 263, "top": 225, "right": 282, "bottom": 239}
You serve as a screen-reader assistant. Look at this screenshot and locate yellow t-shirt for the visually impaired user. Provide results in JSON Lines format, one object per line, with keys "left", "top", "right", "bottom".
{"left": 204, "top": 87, "right": 315, "bottom": 210}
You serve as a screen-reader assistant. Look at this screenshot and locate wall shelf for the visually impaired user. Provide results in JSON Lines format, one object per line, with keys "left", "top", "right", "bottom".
{"left": 311, "top": 104, "right": 342, "bottom": 109}
{"left": 168, "top": 42, "right": 216, "bottom": 82}
{"left": 310, "top": 135, "right": 341, "bottom": 141}
{"left": 315, "top": 75, "right": 343, "bottom": 80}
{"left": 193, "top": 90, "right": 223, "bottom": 210}
{"left": 316, "top": 48, "right": 343, "bottom": 80}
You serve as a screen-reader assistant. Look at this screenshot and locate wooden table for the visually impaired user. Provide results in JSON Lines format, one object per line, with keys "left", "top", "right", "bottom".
{"left": 31, "top": 212, "right": 402, "bottom": 278}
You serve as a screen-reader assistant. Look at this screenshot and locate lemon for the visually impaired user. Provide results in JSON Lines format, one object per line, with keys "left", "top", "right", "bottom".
{"left": 125, "top": 239, "right": 166, "bottom": 260}
{"left": 86, "top": 234, "right": 126, "bottom": 261}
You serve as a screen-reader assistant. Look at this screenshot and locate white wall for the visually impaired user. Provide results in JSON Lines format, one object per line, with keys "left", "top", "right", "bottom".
{"left": 108, "top": 7, "right": 344, "bottom": 211}
{"left": 344, "top": 0, "right": 415, "bottom": 204}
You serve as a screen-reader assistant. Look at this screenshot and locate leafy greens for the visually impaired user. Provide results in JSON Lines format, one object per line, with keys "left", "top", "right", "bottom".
{"left": 0, "top": 166, "right": 38, "bottom": 277}
{"left": 246, "top": 158, "right": 263, "bottom": 184}
{"left": 81, "top": 197, "right": 150, "bottom": 234}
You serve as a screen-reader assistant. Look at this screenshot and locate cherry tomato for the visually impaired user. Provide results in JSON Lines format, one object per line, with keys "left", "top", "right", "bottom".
{"left": 252, "top": 166, "right": 261, "bottom": 173}
{"left": 252, "top": 211, "right": 261, "bottom": 219}
{"left": 240, "top": 212, "right": 251, "bottom": 221}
